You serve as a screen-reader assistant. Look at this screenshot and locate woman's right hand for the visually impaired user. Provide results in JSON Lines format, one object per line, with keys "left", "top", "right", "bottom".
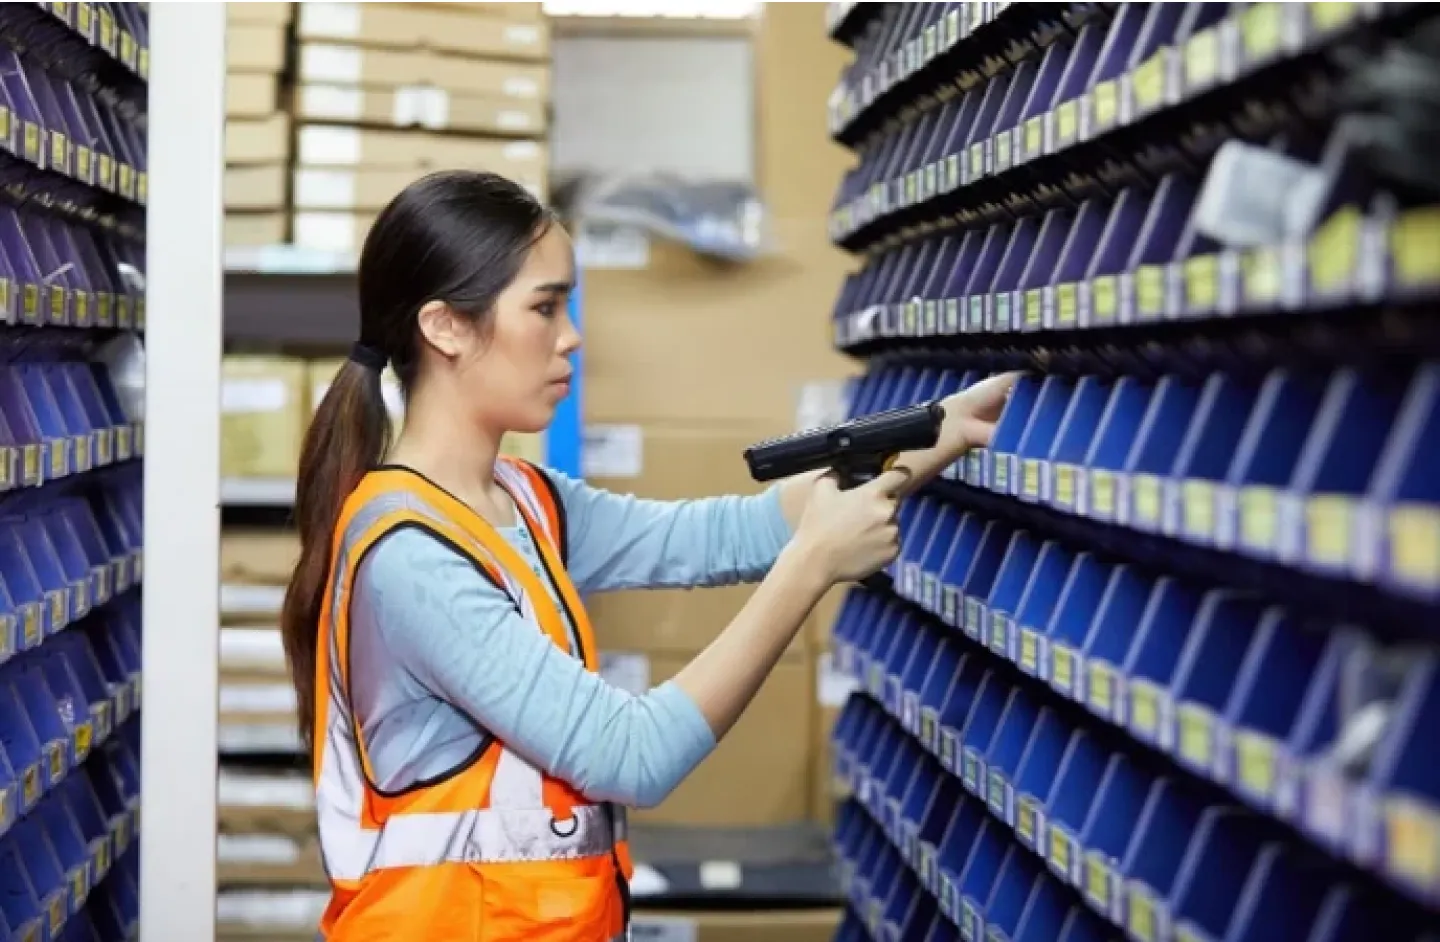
{"left": 794, "top": 468, "right": 910, "bottom": 585}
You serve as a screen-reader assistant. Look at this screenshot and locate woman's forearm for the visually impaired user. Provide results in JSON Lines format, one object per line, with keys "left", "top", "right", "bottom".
{"left": 672, "top": 537, "right": 832, "bottom": 738}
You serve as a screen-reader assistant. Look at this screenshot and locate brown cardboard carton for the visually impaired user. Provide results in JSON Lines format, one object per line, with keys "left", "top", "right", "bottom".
{"left": 293, "top": 163, "right": 544, "bottom": 213}
{"left": 225, "top": 164, "right": 288, "bottom": 211}
{"left": 289, "top": 210, "right": 375, "bottom": 256}
{"left": 225, "top": 212, "right": 287, "bottom": 247}
{"left": 633, "top": 910, "right": 841, "bottom": 942}
{"left": 225, "top": 113, "right": 291, "bottom": 165}
{"left": 221, "top": 529, "right": 301, "bottom": 586}
{"left": 295, "top": 125, "right": 546, "bottom": 175}
{"left": 227, "top": 2, "right": 294, "bottom": 26}
{"left": 297, "top": 2, "right": 550, "bottom": 61}
{"left": 226, "top": 72, "right": 279, "bottom": 118}
{"left": 605, "top": 653, "right": 810, "bottom": 828}
{"left": 220, "top": 356, "right": 309, "bottom": 481}
{"left": 298, "top": 43, "right": 549, "bottom": 99}
{"left": 295, "top": 83, "right": 547, "bottom": 137}
{"left": 227, "top": 23, "right": 287, "bottom": 73}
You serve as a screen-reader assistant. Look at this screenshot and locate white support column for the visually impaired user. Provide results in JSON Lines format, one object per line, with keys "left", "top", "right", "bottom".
{"left": 141, "top": 4, "right": 226, "bottom": 940}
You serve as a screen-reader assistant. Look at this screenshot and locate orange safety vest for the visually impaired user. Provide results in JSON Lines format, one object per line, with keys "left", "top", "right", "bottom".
{"left": 312, "top": 458, "right": 634, "bottom": 941}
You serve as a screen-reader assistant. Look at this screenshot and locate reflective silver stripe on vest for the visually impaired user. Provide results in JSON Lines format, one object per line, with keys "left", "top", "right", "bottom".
{"left": 366, "top": 803, "right": 615, "bottom": 870}
{"left": 316, "top": 471, "right": 617, "bottom": 885}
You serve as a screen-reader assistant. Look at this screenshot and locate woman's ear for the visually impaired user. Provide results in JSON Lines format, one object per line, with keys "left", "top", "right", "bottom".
{"left": 416, "top": 300, "right": 463, "bottom": 359}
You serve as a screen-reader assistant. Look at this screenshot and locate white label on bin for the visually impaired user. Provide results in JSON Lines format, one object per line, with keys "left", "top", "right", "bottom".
{"left": 221, "top": 378, "right": 288, "bottom": 414}
{"left": 300, "top": 2, "right": 362, "bottom": 40}
{"left": 599, "top": 652, "right": 650, "bottom": 696}
{"left": 298, "top": 125, "right": 362, "bottom": 166}
{"left": 818, "top": 653, "right": 860, "bottom": 707}
{"left": 301, "top": 43, "right": 363, "bottom": 85}
{"left": 301, "top": 84, "right": 364, "bottom": 122}
{"left": 393, "top": 87, "right": 426, "bottom": 127}
{"left": 582, "top": 425, "right": 643, "bottom": 478}
{"left": 630, "top": 916, "right": 696, "bottom": 942}
{"left": 423, "top": 89, "right": 451, "bottom": 129}
{"left": 294, "top": 169, "right": 357, "bottom": 210}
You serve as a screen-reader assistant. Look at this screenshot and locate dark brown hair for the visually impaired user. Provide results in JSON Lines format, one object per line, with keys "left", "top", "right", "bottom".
{"left": 281, "top": 170, "right": 553, "bottom": 751}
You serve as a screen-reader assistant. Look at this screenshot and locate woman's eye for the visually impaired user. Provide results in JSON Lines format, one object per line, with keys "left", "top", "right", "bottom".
{"left": 536, "top": 301, "right": 557, "bottom": 318}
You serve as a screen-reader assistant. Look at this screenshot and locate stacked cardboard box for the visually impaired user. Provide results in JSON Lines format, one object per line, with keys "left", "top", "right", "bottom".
{"left": 226, "top": 3, "right": 293, "bottom": 248}
{"left": 290, "top": 2, "right": 551, "bottom": 256}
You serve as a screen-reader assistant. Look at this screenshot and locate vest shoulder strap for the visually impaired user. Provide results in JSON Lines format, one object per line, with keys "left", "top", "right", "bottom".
{"left": 499, "top": 458, "right": 568, "bottom": 565}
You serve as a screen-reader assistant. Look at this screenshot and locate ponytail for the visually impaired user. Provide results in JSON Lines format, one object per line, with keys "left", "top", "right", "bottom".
{"left": 280, "top": 360, "right": 392, "bottom": 753}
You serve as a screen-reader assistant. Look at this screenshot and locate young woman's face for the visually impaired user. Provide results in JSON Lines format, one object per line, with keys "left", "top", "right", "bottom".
{"left": 442, "top": 224, "right": 580, "bottom": 434}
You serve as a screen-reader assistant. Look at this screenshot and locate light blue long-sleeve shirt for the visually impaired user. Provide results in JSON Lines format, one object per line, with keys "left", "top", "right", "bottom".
{"left": 348, "top": 468, "right": 794, "bottom": 808}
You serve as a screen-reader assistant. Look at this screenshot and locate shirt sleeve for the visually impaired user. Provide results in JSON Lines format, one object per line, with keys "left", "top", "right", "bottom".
{"left": 353, "top": 526, "right": 718, "bottom": 809}
{"left": 541, "top": 469, "right": 795, "bottom": 595}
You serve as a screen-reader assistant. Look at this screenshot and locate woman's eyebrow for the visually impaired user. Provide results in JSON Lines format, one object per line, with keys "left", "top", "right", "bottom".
{"left": 532, "top": 281, "right": 574, "bottom": 294}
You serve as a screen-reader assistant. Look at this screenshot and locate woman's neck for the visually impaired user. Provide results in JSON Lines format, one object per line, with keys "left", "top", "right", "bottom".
{"left": 387, "top": 387, "right": 515, "bottom": 527}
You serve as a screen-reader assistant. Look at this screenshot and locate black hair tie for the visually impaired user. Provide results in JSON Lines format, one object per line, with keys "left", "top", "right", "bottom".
{"left": 348, "top": 343, "right": 388, "bottom": 373}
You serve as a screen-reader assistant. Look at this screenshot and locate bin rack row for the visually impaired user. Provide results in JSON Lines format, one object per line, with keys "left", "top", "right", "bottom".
{"left": 828, "top": 2, "right": 1410, "bottom": 253}
{"left": 854, "top": 363, "right": 1440, "bottom": 607}
{"left": 0, "top": 718, "right": 141, "bottom": 942}
{"left": 0, "top": 207, "right": 147, "bottom": 331}
{"left": 32, "top": 2, "right": 151, "bottom": 83}
{"left": 832, "top": 190, "right": 1438, "bottom": 350}
{"left": 0, "top": 5, "right": 148, "bottom": 203}
{"left": 0, "top": 359, "right": 145, "bottom": 493}
{"left": 828, "top": 594, "right": 1440, "bottom": 942}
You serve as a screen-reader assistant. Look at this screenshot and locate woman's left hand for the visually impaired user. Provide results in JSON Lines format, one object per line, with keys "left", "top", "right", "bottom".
{"left": 947, "top": 371, "right": 1022, "bottom": 451}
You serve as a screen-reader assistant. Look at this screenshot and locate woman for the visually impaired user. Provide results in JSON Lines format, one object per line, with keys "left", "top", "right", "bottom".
{"left": 280, "top": 170, "right": 1015, "bottom": 941}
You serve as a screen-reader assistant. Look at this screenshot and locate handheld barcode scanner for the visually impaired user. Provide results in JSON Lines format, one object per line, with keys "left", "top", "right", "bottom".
{"left": 744, "top": 401, "right": 946, "bottom": 590}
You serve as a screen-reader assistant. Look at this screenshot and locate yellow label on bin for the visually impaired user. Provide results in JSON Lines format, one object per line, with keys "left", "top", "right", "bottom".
{"left": 1183, "top": 479, "right": 1215, "bottom": 537}
{"left": 22, "top": 283, "right": 38, "bottom": 323}
{"left": 1049, "top": 827, "right": 1071, "bottom": 875}
{"left": 1236, "top": 731, "right": 1277, "bottom": 798}
{"left": 1136, "top": 265, "right": 1166, "bottom": 318}
{"left": 1309, "top": 206, "right": 1361, "bottom": 294}
{"left": 1306, "top": 495, "right": 1352, "bottom": 567}
{"left": 1239, "top": 487, "right": 1279, "bottom": 550}
{"left": 1025, "top": 288, "right": 1044, "bottom": 327}
{"left": 1017, "top": 797, "right": 1038, "bottom": 843}
{"left": 1022, "top": 459, "right": 1041, "bottom": 498}
{"left": 50, "top": 590, "right": 66, "bottom": 630}
{"left": 23, "top": 606, "right": 40, "bottom": 648}
{"left": 1091, "top": 275, "right": 1118, "bottom": 322}
{"left": 22, "top": 764, "right": 39, "bottom": 805}
{"left": 1024, "top": 116, "right": 1044, "bottom": 156}
{"left": 1184, "top": 254, "right": 1219, "bottom": 310}
{"left": 1086, "top": 857, "right": 1110, "bottom": 907}
{"left": 1089, "top": 663, "right": 1115, "bottom": 715}
{"left": 1391, "top": 206, "right": 1440, "bottom": 288}
{"left": 1132, "top": 51, "right": 1169, "bottom": 112}
{"left": 1056, "top": 283, "right": 1078, "bottom": 325}
{"left": 1310, "top": 2, "right": 1357, "bottom": 34}
{"left": 1131, "top": 682, "right": 1162, "bottom": 739}
{"left": 1091, "top": 469, "right": 1116, "bottom": 517}
{"left": 49, "top": 439, "right": 65, "bottom": 479}
{"left": 1092, "top": 81, "right": 1119, "bottom": 131}
{"left": 74, "top": 290, "right": 89, "bottom": 326}
{"left": 1385, "top": 797, "right": 1440, "bottom": 888}
{"left": 1178, "top": 705, "right": 1213, "bottom": 768}
{"left": 22, "top": 443, "right": 40, "bottom": 484}
{"left": 1134, "top": 474, "right": 1163, "bottom": 526}
{"left": 1020, "top": 630, "right": 1040, "bottom": 673}
{"left": 23, "top": 121, "right": 38, "bottom": 162}
{"left": 1390, "top": 505, "right": 1440, "bottom": 587}
{"left": 1055, "top": 99, "right": 1079, "bottom": 145}
{"left": 1243, "top": 246, "right": 1281, "bottom": 303}
{"left": 48, "top": 742, "right": 63, "bottom": 779}
{"left": 1184, "top": 28, "right": 1219, "bottom": 89}
{"left": 1242, "top": 3, "right": 1283, "bottom": 61}
{"left": 1130, "top": 888, "right": 1159, "bottom": 942}
{"left": 1052, "top": 645, "right": 1075, "bottom": 692}
{"left": 75, "top": 720, "right": 92, "bottom": 757}
{"left": 76, "top": 145, "right": 91, "bottom": 181}
{"left": 1054, "top": 464, "right": 1076, "bottom": 507}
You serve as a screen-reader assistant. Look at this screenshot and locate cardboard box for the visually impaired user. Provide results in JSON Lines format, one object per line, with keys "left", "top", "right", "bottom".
{"left": 226, "top": 113, "right": 291, "bottom": 165}
{"left": 581, "top": 241, "right": 851, "bottom": 428}
{"left": 227, "top": 72, "right": 279, "bottom": 118}
{"left": 290, "top": 210, "right": 375, "bottom": 256}
{"left": 298, "top": 2, "right": 550, "bottom": 61}
{"left": 296, "top": 125, "right": 545, "bottom": 173}
{"left": 298, "top": 43, "right": 549, "bottom": 99}
{"left": 633, "top": 910, "right": 841, "bottom": 942}
{"left": 226, "top": 164, "right": 288, "bottom": 211}
{"left": 221, "top": 356, "right": 309, "bottom": 481}
{"left": 225, "top": 212, "right": 287, "bottom": 247}
{"left": 228, "top": 2, "right": 294, "bottom": 26}
{"left": 227, "top": 23, "right": 287, "bottom": 73}
{"left": 222, "top": 529, "right": 301, "bottom": 586}
{"left": 604, "top": 653, "right": 811, "bottom": 828}
{"left": 296, "top": 83, "right": 547, "bottom": 137}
